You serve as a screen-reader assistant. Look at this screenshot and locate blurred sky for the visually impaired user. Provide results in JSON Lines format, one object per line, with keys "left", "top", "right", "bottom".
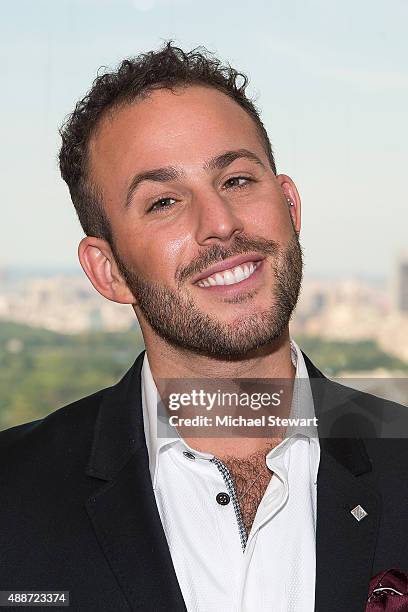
{"left": 1, "top": 0, "right": 407, "bottom": 279}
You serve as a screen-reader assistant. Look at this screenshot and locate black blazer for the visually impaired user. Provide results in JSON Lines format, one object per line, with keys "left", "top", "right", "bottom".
{"left": 0, "top": 350, "right": 407, "bottom": 611}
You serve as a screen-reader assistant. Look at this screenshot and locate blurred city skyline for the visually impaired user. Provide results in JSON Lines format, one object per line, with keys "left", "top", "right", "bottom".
{"left": 1, "top": 0, "right": 407, "bottom": 277}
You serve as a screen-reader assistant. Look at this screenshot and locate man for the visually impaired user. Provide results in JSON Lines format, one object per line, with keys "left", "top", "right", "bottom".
{"left": 0, "top": 42, "right": 407, "bottom": 612}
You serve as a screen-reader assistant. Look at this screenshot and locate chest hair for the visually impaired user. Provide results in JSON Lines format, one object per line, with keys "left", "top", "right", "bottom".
{"left": 222, "top": 444, "right": 275, "bottom": 535}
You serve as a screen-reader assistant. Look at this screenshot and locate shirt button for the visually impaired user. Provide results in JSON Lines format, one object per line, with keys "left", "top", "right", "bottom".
{"left": 216, "top": 492, "right": 230, "bottom": 505}
{"left": 183, "top": 451, "right": 196, "bottom": 460}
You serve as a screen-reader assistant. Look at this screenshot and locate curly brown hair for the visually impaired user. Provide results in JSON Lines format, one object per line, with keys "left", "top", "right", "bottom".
{"left": 59, "top": 41, "right": 277, "bottom": 243}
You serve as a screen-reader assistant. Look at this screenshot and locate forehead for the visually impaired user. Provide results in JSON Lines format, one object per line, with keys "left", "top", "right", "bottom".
{"left": 88, "top": 85, "right": 266, "bottom": 187}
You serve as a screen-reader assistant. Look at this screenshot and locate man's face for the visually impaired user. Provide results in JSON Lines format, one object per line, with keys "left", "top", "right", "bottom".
{"left": 87, "top": 85, "right": 303, "bottom": 357}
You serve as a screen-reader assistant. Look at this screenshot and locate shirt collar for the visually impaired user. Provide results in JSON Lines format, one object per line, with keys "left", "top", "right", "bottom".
{"left": 141, "top": 339, "right": 319, "bottom": 488}
{"left": 268, "top": 339, "right": 320, "bottom": 483}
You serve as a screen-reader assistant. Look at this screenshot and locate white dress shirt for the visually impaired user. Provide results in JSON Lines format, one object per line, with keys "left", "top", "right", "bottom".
{"left": 141, "top": 340, "right": 320, "bottom": 612}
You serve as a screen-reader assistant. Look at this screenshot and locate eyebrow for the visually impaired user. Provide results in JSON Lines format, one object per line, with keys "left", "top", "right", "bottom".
{"left": 125, "top": 148, "right": 266, "bottom": 208}
{"left": 204, "top": 148, "right": 266, "bottom": 172}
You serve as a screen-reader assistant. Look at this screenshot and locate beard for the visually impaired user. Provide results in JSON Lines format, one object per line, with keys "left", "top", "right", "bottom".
{"left": 113, "top": 231, "right": 303, "bottom": 359}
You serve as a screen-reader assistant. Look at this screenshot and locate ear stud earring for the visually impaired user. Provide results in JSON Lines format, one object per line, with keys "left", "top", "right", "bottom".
{"left": 287, "top": 198, "right": 294, "bottom": 207}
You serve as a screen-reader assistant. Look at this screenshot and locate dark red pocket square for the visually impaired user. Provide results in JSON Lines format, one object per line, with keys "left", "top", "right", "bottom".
{"left": 366, "top": 569, "right": 408, "bottom": 610}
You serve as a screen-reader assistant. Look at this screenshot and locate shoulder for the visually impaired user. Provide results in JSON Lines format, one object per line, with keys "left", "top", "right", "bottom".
{"left": 323, "top": 376, "right": 407, "bottom": 424}
{"left": 303, "top": 354, "right": 407, "bottom": 435}
{"left": 302, "top": 352, "right": 408, "bottom": 463}
{"left": 0, "top": 350, "right": 145, "bottom": 479}
{"left": 0, "top": 348, "right": 146, "bottom": 485}
{"left": 0, "top": 387, "right": 108, "bottom": 476}
{"left": 326, "top": 377, "right": 405, "bottom": 413}
{"left": 316, "top": 376, "right": 408, "bottom": 470}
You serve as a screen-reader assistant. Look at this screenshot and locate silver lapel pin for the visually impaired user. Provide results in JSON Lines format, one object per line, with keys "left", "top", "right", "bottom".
{"left": 351, "top": 505, "right": 368, "bottom": 522}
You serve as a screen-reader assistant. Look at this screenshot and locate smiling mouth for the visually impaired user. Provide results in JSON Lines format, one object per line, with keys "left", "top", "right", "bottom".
{"left": 195, "top": 260, "right": 262, "bottom": 288}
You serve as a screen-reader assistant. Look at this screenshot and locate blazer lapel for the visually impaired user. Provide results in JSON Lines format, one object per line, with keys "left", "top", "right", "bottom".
{"left": 84, "top": 351, "right": 186, "bottom": 611}
{"left": 303, "top": 353, "right": 381, "bottom": 612}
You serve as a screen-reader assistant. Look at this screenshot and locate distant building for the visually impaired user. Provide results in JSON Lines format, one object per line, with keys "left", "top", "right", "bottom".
{"left": 395, "top": 255, "right": 408, "bottom": 314}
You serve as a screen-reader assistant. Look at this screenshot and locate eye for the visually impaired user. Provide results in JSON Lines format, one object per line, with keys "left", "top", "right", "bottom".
{"left": 148, "top": 196, "right": 177, "bottom": 213}
{"left": 223, "top": 176, "right": 253, "bottom": 189}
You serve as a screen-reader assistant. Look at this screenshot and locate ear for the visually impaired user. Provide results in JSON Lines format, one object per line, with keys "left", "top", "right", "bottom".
{"left": 276, "top": 174, "right": 301, "bottom": 234}
{"left": 78, "top": 236, "right": 135, "bottom": 304}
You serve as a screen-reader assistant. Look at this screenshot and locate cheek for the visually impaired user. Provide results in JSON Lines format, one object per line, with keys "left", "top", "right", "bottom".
{"left": 116, "top": 220, "right": 192, "bottom": 282}
{"left": 243, "top": 197, "right": 292, "bottom": 239}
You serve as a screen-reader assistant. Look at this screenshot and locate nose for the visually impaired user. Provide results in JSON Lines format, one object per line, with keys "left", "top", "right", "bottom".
{"left": 193, "top": 188, "right": 244, "bottom": 246}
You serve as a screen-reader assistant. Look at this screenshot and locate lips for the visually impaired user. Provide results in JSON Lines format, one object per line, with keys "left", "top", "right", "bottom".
{"left": 197, "top": 261, "right": 262, "bottom": 287}
{"left": 191, "top": 253, "right": 265, "bottom": 285}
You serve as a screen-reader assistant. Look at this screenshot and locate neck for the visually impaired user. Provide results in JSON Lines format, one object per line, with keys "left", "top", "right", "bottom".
{"left": 143, "top": 326, "right": 295, "bottom": 381}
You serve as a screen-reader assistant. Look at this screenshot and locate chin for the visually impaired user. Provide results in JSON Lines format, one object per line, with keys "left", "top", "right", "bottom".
{"left": 203, "top": 298, "right": 270, "bottom": 319}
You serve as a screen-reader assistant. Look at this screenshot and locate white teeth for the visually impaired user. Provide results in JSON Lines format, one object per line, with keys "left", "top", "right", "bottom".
{"left": 223, "top": 270, "right": 235, "bottom": 285}
{"left": 233, "top": 266, "right": 246, "bottom": 283}
{"left": 197, "top": 261, "right": 260, "bottom": 288}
